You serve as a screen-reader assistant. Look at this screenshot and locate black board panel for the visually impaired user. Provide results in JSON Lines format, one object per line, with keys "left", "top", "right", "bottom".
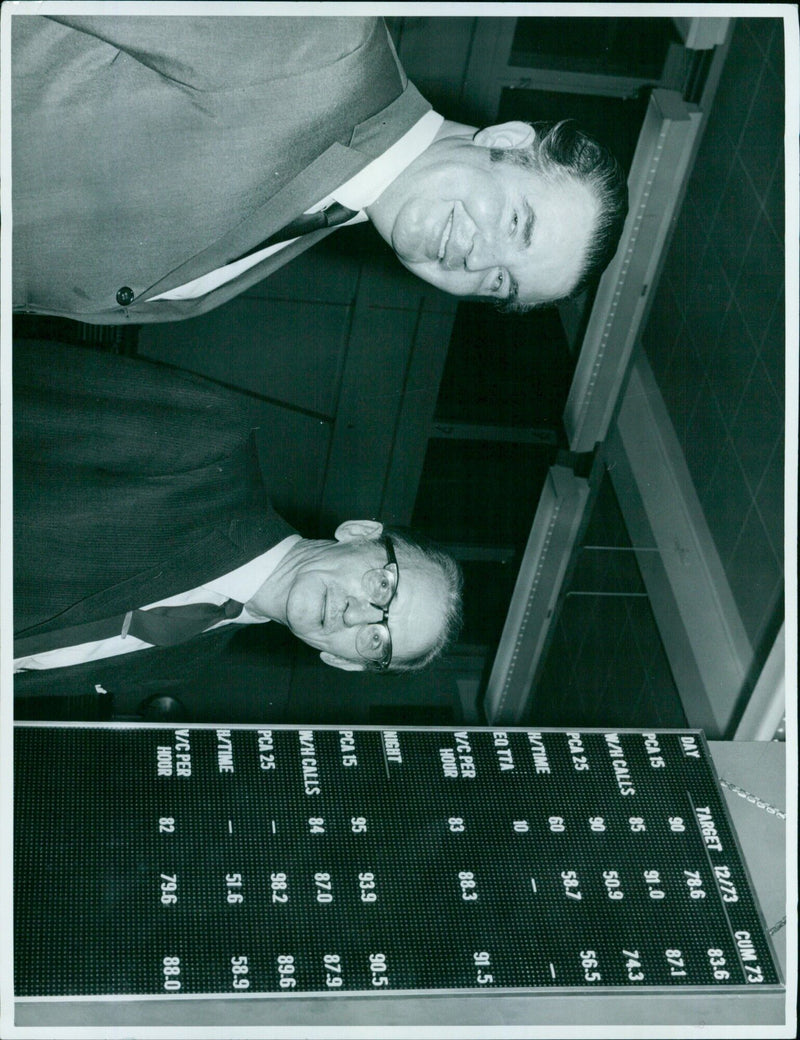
{"left": 14, "top": 725, "right": 781, "bottom": 998}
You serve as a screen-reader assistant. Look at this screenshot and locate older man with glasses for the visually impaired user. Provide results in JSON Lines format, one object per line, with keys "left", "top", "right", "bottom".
{"left": 247, "top": 524, "right": 460, "bottom": 674}
{"left": 13, "top": 340, "right": 463, "bottom": 721}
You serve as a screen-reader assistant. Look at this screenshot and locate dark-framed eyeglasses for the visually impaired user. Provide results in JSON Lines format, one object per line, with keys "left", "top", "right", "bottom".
{"left": 354, "top": 536, "right": 399, "bottom": 671}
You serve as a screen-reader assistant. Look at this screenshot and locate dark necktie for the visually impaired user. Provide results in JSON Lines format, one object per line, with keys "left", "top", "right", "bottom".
{"left": 126, "top": 599, "right": 244, "bottom": 646}
{"left": 232, "top": 201, "right": 359, "bottom": 262}
{"left": 15, "top": 598, "right": 244, "bottom": 659}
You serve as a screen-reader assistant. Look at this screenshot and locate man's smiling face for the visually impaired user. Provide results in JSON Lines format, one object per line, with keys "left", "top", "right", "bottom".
{"left": 366, "top": 122, "right": 600, "bottom": 307}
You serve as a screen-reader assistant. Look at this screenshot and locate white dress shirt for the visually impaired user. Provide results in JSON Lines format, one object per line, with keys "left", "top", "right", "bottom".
{"left": 150, "top": 110, "right": 444, "bottom": 301}
{"left": 14, "top": 535, "right": 301, "bottom": 672}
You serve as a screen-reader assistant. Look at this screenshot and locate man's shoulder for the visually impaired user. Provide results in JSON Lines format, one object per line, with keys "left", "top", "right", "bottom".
{"left": 21, "top": 14, "right": 387, "bottom": 92}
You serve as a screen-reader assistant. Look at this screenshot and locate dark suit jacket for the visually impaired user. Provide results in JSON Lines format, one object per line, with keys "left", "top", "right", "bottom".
{"left": 12, "top": 15, "right": 430, "bottom": 324}
{"left": 13, "top": 341, "right": 296, "bottom": 718}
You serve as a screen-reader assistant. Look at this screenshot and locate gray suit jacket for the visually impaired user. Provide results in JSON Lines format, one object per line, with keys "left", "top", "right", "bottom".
{"left": 12, "top": 15, "right": 430, "bottom": 324}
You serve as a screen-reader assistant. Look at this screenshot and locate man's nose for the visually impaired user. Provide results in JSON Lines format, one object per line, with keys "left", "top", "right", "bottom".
{"left": 464, "top": 229, "right": 499, "bottom": 271}
{"left": 342, "top": 595, "right": 384, "bottom": 626}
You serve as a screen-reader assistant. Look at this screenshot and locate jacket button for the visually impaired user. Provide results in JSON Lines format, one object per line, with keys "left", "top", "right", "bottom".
{"left": 116, "top": 286, "right": 134, "bottom": 306}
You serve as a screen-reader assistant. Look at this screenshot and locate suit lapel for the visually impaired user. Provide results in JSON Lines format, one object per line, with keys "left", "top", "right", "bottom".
{"left": 16, "top": 529, "right": 251, "bottom": 640}
{"left": 138, "top": 143, "right": 364, "bottom": 301}
{"left": 348, "top": 83, "right": 430, "bottom": 155}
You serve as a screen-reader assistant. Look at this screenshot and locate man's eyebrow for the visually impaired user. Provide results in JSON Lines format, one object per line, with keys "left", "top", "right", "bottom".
{"left": 521, "top": 199, "right": 535, "bottom": 249}
{"left": 507, "top": 273, "right": 520, "bottom": 305}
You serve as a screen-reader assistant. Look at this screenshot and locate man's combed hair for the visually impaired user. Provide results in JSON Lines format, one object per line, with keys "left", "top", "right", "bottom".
{"left": 490, "top": 120, "right": 629, "bottom": 311}
{"left": 371, "top": 526, "right": 463, "bottom": 674}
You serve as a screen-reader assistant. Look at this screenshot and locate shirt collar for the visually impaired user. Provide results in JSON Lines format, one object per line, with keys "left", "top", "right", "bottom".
{"left": 324, "top": 109, "right": 444, "bottom": 213}
{"left": 202, "top": 534, "right": 300, "bottom": 605}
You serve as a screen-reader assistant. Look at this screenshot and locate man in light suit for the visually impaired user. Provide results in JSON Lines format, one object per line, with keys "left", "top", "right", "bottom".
{"left": 11, "top": 13, "right": 628, "bottom": 323}
{"left": 13, "top": 341, "right": 463, "bottom": 721}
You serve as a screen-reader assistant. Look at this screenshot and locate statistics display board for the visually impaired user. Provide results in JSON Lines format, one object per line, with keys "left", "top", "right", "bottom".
{"left": 14, "top": 724, "right": 781, "bottom": 999}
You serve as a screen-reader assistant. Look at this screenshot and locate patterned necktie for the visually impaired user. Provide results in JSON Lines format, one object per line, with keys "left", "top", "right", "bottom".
{"left": 15, "top": 598, "right": 244, "bottom": 658}
{"left": 232, "top": 201, "right": 358, "bottom": 262}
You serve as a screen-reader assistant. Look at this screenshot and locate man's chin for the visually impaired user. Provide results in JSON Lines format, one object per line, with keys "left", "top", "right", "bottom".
{"left": 391, "top": 235, "right": 429, "bottom": 268}
{"left": 390, "top": 211, "right": 440, "bottom": 268}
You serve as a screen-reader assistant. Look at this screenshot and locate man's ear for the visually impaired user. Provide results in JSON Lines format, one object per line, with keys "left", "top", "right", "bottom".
{"left": 473, "top": 121, "right": 535, "bottom": 151}
{"left": 334, "top": 519, "right": 384, "bottom": 543}
{"left": 320, "top": 651, "right": 366, "bottom": 672}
